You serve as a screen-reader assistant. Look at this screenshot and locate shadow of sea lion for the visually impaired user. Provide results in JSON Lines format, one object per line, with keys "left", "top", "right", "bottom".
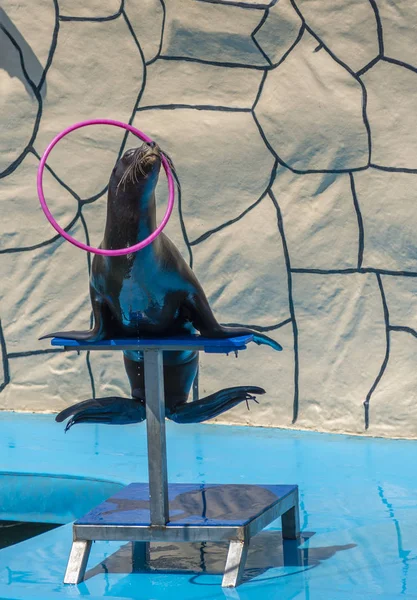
{"left": 0, "top": 7, "right": 45, "bottom": 95}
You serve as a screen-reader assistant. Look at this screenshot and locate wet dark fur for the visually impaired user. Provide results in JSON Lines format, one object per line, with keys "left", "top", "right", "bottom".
{"left": 41, "top": 142, "right": 282, "bottom": 429}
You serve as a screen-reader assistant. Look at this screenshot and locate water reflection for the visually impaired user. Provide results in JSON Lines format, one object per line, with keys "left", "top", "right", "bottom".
{"left": 82, "top": 531, "right": 356, "bottom": 585}
{"left": 97, "top": 484, "right": 282, "bottom": 524}
{"left": 378, "top": 484, "right": 411, "bottom": 595}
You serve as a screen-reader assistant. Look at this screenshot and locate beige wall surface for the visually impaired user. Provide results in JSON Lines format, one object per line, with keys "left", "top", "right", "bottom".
{"left": 1, "top": 0, "right": 417, "bottom": 438}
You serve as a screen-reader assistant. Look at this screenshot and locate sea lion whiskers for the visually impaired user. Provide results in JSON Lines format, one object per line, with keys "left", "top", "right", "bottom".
{"left": 116, "top": 156, "right": 140, "bottom": 193}
{"left": 116, "top": 164, "right": 134, "bottom": 193}
{"left": 116, "top": 145, "right": 181, "bottom": 198}
{"left": 116, "top": 144, "right": 161, "bottom": 193}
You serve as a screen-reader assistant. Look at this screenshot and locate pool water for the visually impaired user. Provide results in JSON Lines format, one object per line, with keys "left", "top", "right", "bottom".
{"left": 0, "top": 412, "right": 416, "bottom": 599}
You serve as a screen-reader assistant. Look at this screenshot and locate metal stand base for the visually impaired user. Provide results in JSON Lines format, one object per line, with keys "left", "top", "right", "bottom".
{"left": 64, "top": 482, "right": 299, "bottom": 587}
{"left": 53, "top": 336, "right": 299, "bottom": 588}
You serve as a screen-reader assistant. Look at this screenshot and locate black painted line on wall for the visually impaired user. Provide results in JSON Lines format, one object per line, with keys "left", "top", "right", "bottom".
{"left": 291, "top": 268, "right": 417, "bottom": 278}
{"left": 251, "top": 39, "right": 371, "bottom": 176}
{"left": 157, "top": 21, "right": 348, "bottom": 79}
{"left": 222, "top": 318, "right": 293, "bottom": 332}
{"left": 33, "top": 138, "right": 107, "bottom": 207}
{"left": 0, "top": 24, "right": 43, "bottom": 179}
{"left": 197, "top": 0, "right": 279, "bottom": 8}
{"left": 115, "top": 10, "right": 148, "bottom": 165}
{"left": 0, "top": 320, "right": 11, "bottom": 394}
{"left": 35, "top": 151, "right": 107, "bottom": 206}
{"left": 357, "top": 40, "right": 417, "bottom": 105}
{"left": 80, "top": 187, "right": 108, "bottom": 206}
{"left": 289, "top": 0, "right": 372, "bottom": 169}
{"left": 268, "top": 190, "right": 299, "bottom": 424}
{"left": 381, "top": 56, "right": 417, "bottom": 75}
{"left": 252, "top": 73, "right": 303, "bottom": 175}
{"left": 137, "top": 104, "right": 252, "bottom": 113}
{"left": 79, "top": 212, "right": 92, "bottom": 275}
{"left": 356, "top": 55, "right": 381, "bottom": 77}
{"left": 7, "top": 349, "right": 64, "bottom": 358}
{"left": 127, "top": 4, "right": 194, "bottom": 269}
{"left": 293, "top": 268, "right": 360, "bottom": 275}
{"left": 389, "top": 326, "right": 417, "bottom": 339}
{"left": 173, "top": 170, "right": 193, "bottom": 268}
{"left": 0, "top": 23, "right": 39, "bottom": 98}
{"left": 370, "top": 163, "right": 417, "bottom": 175}
{"left": 0, "top": 210, "right": 81, "bottom": 255}
{"left": 252, "top": 24, "right": 306, "bottom": 112}
{"left": 60, "top": 0, "right": 125, "bottom": 22}
{"left": 363, "top": 273, "right": 390, "bottom": 429}
{"left": 86, "top": 351, "right": 96, "bottom": 400}
{"left": 368, "top": 0, "right": 384, "bottom": 56}
{"left": 349, "top": 173, "right": 364, "bottom": 269}
{"left": 252, "top": 68, "right": 267, "bottom": 112}
{"left": 268, "top": 22, "right": 305, "bottom": 73}
{"left": 158, "top": 55, "right": 269, "bottom": 70}
{"left": 191, "top": 194, "right": 264, "bottom": 246}
{"left": 37, "top": 0, "right": 60, "bottom": 93}
{"left": 29, "top": 148, "right": 81, "bottom": 202}
{"left": 145, "top": 0, "right": 166, "bottom": 66}
{"left": 251, "top": 9, "right": 273, "bottom": 67}
{"left": 190, "top": 158, "right": 278, "bottom": 246}
{"left": 0, "top": 0, "right": 60, "bottom": 179}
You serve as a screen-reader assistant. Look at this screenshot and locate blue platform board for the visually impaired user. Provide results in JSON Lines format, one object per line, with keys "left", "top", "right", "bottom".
{"left": 76, "top": 483, "right": 297, "bottom": 527}
{"left": 51, "top": 334, "right": 254, "bottom": 353}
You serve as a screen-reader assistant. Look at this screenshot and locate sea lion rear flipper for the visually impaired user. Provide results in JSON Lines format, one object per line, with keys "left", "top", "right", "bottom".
{"left": 167, "top": 386, "right": 265, "bottom": 424}
{"left": 184, "top": 293, "right": 283, "bottom": 351}
{"left": 56, "top": 397, "right": 146, "bottom": 431}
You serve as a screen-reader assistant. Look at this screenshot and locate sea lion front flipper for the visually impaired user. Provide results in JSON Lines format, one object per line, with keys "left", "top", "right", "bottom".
{"left": 167, "top": 386, "right": 265, "bottom": 424}
{"left": 39, "top": 292, "right": 110, "bottom": 341}
{"left": 56, "top": 396, "right": 146, "bottom": 431}
{"left": 184, "top": 292, "right": 283, "bottom": 351}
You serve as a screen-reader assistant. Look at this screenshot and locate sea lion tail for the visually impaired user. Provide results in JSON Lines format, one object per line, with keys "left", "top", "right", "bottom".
{"left": 167, "top": 386, "right": 265, "bottom": 424}
{"left": 56, "top": 397, "right": 146, "bottom": 432}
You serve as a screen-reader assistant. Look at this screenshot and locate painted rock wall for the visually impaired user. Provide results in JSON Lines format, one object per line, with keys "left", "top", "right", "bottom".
{"left": 1, "top": 0, "right": 417, "bottom": 438}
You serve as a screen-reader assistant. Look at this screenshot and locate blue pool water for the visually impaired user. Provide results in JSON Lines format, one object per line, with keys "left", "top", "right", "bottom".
{"left": 0, "top": 412, "right": 416, "bottom": 599}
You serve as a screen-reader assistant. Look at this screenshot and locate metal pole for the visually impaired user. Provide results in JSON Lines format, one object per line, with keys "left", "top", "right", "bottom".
{"left": 143, "top": 349, "right": 169, "bottom": 525}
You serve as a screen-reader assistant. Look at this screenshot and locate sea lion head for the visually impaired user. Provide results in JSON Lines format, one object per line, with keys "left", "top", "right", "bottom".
{"left": 109, "top": 141, "right": 165, "bottom": 202}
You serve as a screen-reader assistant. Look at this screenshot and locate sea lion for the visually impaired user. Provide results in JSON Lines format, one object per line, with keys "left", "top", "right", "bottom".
{"left": 41, "top": 142, "right": 282, "bottom": 430}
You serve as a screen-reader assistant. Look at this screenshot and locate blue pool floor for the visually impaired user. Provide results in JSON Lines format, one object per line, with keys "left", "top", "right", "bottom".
{"left": 0, "top": 412, "right": 416, "bottom": 599}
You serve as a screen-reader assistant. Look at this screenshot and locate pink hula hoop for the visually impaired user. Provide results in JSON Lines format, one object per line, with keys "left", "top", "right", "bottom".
{"left": 36, "top": 119, "right": 175, "bottom": 256}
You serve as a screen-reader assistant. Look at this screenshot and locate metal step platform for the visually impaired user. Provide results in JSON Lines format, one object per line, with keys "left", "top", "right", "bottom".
{"left": 51, "top": 335, "right": 300, "bottom": 587}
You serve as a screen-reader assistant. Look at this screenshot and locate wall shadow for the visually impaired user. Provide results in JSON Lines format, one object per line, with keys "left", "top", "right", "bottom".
{"left": 0, "top": 7, "right": 45, "bottom": 96}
